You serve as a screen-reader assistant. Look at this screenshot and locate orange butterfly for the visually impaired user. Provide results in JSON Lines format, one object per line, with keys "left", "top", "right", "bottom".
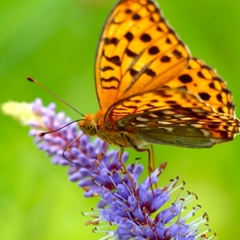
{"left": 79, "top": 0, "right": 239, "bottom": 156}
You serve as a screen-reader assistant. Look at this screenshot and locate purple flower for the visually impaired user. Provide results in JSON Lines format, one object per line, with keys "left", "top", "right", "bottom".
{"left": 1, "top": 98, "right": 217, "bottom": 240}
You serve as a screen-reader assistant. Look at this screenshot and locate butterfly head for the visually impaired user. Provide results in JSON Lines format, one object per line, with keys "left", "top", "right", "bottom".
{"left": 78, "top": 114, "right": 97, "bottom": 136}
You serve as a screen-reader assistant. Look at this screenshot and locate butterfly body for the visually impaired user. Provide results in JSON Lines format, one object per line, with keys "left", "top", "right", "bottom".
{"left": 79, "top": 0, "right": 239, "bottom": 150}
{"left": 79, "top": 111, "right": 146, "bottom": 148}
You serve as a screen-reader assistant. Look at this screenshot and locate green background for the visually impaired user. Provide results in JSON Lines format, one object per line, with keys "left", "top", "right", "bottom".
{"left": 0, "top": 0, "right": 239, "bottom": 239}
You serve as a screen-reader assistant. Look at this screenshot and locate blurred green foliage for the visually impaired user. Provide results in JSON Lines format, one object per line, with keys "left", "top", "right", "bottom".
{"left": 0, "top": 0, "right": 239, "bottom": 239}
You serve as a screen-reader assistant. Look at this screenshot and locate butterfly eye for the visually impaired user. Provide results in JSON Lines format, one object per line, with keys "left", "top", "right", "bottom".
{"left": 78, "top": 119, "right": 97, "bottom": 136}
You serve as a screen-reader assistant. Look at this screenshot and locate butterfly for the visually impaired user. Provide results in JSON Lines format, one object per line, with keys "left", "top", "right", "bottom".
{"left": 78, "top": 0, "right": 239, "bottom": 156}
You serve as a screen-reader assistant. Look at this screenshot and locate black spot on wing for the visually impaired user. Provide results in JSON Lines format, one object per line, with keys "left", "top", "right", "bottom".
{"left": 129, "top": 68, "right": 138, "bottom": 77}
{"left": 140, "top": 33, "right": 151, "bottom": 42}
{"left": 125, "top": 9, "right": 132, "bottom": 14}
{"left": 132, "top": 13, "right": 141, "bottom": 20}
{"left": 160, "top": 55, "right": 171, "bottom": 63}
{"left": 145, "top": 68, "right": 156, "bottom": 77}
{"left": 172, "top": 49, "right": 183, "bottom": 59}
{"left": 199, "top": 92, "right": 211, "bottom": 101}
{"left": 208, "top": 82, "right": 215, "bottom": 90}
{"left": 103, "top": 37, "right": 119, "bottom": 45}
{"left": 165, "top": 100, "right": 177, "bottom": 105}
{"left": 105, "top": 55, "right": 121, "bottom": 66}
{"left": 197, "top": 71, "right": 205, "bottom": 79}
{"left": 216, "top": 93, "right": 223, "bottom": 103}
{"left": 101, "top": 66, "right": 114, "bottom": 72}
{"left": 125, "top": 32, "right": 134, "bottom": 42}
{"left": 101, "top": 76, "right": 119, "bottom": 90}
{"left": 148, "top": 46, "right": 160, "bottom": 55}
{"left": 165, "top": 37, "right": 171, "bottom": 44}
{"left": 217, "top": 107, "right": 224, "bottom": 113}
{"left": 126, "top": 48, "right": 137, "bottom": 58}
{"left": 178, "top": 74, "right": 193, "bottom": 83}
{"left": 101, "top": 76, "right": 119, "bottom": 82}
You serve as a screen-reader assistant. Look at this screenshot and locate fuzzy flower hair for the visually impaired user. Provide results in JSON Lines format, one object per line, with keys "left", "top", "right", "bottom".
{"left": 2, "top": 99, "right": 217, "bottom": 240}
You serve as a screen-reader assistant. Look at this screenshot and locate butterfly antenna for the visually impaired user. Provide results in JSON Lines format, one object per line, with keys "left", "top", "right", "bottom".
{"left": 38, "top": 119, "right": 80, "bottom": 137}
{"left": 62, "top": 133, "right": 84, "bottom": 167}
{"left": 27, "top": 76, "right": 85, "bottom": 118}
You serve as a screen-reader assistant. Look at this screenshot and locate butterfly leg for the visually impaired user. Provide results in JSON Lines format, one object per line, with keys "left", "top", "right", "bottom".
{"left": 62, "top": 134, "right": 83, "bottom": 167}
{"left": 134, "top": 145, "right": 157, "bottom": 195}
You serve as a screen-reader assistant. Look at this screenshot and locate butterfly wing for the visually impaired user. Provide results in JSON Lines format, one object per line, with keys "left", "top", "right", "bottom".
{"left": 93, "top": 0, "right": 239, "bottom": 148}
{"left": 95, "top": 0, "right": 190, "bottom": 111}
{"left": 105, "top": 58, "right": 239, "bottom": 147}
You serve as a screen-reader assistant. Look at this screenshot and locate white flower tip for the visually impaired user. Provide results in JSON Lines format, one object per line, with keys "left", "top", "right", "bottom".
{"left": 1, "top": 100, "right": 36, "bottom": 125}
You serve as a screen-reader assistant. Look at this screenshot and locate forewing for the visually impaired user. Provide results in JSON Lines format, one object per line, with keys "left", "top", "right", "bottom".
{"left": 95, "top": 0, "right": 190, "bottom": 111}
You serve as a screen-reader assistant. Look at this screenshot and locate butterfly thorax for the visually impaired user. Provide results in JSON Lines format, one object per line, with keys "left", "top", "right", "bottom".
{"left": 78, "top": 111, "right": 145, "bottom": 149}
